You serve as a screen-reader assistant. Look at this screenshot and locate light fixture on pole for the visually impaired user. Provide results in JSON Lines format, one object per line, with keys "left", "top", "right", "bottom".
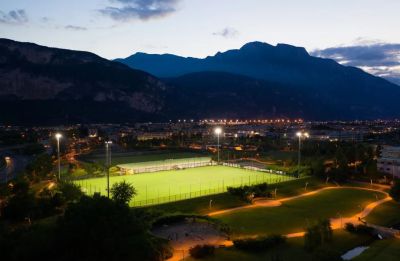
{"left": 55, "top": 133, "right": 62, "bottom": 181}
{"left": 105, "top": 141, "right": 112, "bottom": 198}
{"left": 214, "top": 127, "right": 222, "bottom": 164}
{"left": 296, "top": 131, "right": 309, "bottom": 177}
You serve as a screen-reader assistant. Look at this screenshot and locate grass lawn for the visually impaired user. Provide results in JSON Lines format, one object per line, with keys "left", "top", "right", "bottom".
{"left": 365, "top": 200, "right": 400, "bottom": 227}
{"left": 147, "top": 176, "right": 326, "bottom": 215}
{"left": 186, "top": 230, "right": 372, "bottom": 261}
{"left": 259, "top": 150, "right": 296, "bottom": 162}
{"left": 272, "top": 176, "right": 329, "bottom": 199}
{"left": 146, "top": 192, "right": 249, "bottom": 215}
{"left": 75, "top": 166, "right": 292, "bottom": 207}
{"left": 216, "top": 188, "right": 386, "bottom": 238}
{"left": 78, "top": 151, "right": 205, "bottom": 166}
{"left": 353, "top": 239, "right": 400, "bottom": 261}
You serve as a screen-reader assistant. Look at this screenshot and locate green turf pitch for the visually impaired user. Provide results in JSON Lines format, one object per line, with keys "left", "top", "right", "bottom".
{"left": 75, "top": 166, "right": 292, "bottom": 206}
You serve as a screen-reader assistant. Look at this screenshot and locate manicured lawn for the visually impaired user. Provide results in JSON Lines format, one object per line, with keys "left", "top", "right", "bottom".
{"left": 75, "top": 166, "right": 292, "bottom": 207}
{"left": 272, "top": 176, "right": 329, "bottom": 199}
{"left": 354, "top": 239, "right": 400, "bottom": 261}
{"left": 146, "top": 192, "right": 249, "bottom": 215}
{"left": 365, "top": 200, "right": 400, "bottom": 227}
{"left": 260, "top": 150, "right": 297, "bottom": 161}
{"left": 186, "top": 230, "right": 372, "bottom": 261}
{"left": 216, "top": 188, "right": 385, "bottom": 238}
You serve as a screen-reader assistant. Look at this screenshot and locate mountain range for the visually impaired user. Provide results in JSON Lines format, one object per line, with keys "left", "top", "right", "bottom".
{"left": 0, "top": 38, "right": 165, "bottom": 124}
{"left": 119, "top": 41, "right": 400, "bottom": 120}
{"left": 1, "top": 38, "right": 399, "bottom": 124}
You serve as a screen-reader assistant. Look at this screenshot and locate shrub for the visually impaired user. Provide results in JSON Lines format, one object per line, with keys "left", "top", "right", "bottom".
{"left": 233, "top": 234, "right": 286, "bottom": 252}
{"left": 304, "top": 219, "right": 333, "bottom": 251}
{"left": 110, "top": 181, "right": 136, "bottom": 205}
{"left": 355, "top": 224, "right": 374, "bottom": 234}
{"left": 152, "top": 214, "right": 205, "bottom": 227}
{"left": 227, "top": 183, "right": 271, "bottom": 201}
{"left": 345, "top": 223, "right": 374, "bottom": 235}
{"left": 57, "top": 182, "right": 83, "bottom": 203}
{"left": 189, "top": 245, "right": 215, "bottom": 259}
{"left": 345, "top": 223, "right": 356, "bottom": 232}
{"left": 390, "top": 180, "right": 400, "bottom": 202}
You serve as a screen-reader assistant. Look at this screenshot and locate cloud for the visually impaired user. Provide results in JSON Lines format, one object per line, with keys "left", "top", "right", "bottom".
{"left": 312, "top": 41, "right": 400, "bottom": 85}
{"left": 213, "top": 27, "right": 239, "bottom": 38}
{"left": 100, "top": 0, "right": 180, "bottom": 21}
{"left": 40, "top": 17, "right": 51, "bottom": 23}
{"left": 0, "top": 9, "right": 28, "bottom": 25}
{"left": 65, "top": 25, "right": 87, "bottom": 31}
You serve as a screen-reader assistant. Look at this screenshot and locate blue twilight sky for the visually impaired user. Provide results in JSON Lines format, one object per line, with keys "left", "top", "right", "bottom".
{"left": 1, "top": 0, "right": 400, "bottom": 83}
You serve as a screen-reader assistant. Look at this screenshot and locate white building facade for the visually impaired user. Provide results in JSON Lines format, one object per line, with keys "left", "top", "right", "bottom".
{"left": 377, "top": 146, "right": 400, "bottom": 178}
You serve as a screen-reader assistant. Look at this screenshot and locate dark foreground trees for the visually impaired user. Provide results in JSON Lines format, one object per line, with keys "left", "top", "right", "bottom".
{"left": 304, "top": 219, "right": 333, "bottom": 251}
{"left": 390, "top": 179, "right": 400, "bottom": 202}
{"left": 0, "top": 194, "right": 170, "bottom": 261}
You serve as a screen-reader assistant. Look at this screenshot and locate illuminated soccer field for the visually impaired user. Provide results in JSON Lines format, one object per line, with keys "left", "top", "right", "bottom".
{"left": 75, "top": 165, "right": 293, "bottom": 207}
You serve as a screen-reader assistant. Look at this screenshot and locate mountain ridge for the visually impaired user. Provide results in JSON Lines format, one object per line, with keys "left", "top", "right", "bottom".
{"left": 0, "top": 38, "right": 166, "bottom": 124}
{"left": 1, "top": 39, "right": 400, "bottom": 124}
{"left": 116, "top": 41, "right": 397, "bottom": 89}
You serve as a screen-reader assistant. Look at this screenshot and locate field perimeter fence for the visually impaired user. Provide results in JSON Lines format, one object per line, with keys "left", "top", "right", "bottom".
{"left": 130, "top": 172, "right": 294, "bottom": 207}
{"left": 76, "top": 165, "right": 296, "bottom": 207}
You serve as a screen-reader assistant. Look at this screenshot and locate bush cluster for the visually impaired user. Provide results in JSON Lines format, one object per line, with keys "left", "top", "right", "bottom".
{"left": 345, "top": 223, "right": 374, "bottom": 235}
{"left": 233, "top": 234, "right": 286, "bottom": 251}
{"left": 189, "top": 244, "right": 215, "bottom": 259}
{"left": 227, "top": 183, "right": 271, "bottom": 202}
{"left": 304, "top": 219, "right": 333, "bottom": 251}
{"left": 152, "top": 214, "right": 205, "bottom": 227}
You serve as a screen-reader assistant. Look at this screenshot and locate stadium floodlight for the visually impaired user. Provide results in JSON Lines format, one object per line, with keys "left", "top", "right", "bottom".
{"left": 296, "top": 131, "right": 310, "bottom": 177}
{"left": 105, "top": 141, "right": 112, "bottom": 198}
{"left": 55, "top": 133, "right": 62, "bottom": 181}
{"left": 214, "top": 127, "right": 223, "bottom": 164}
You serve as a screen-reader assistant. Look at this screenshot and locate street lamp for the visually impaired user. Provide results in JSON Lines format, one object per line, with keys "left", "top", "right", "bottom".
{"left": 105, "top": 141, "right": 112, "bottom": 198}
{"left": 55, "top": 133, "right": 62, "bottom": 181}
{"left": 214, "top": 127, "right": 222, "bottom": 164}
{"left": 296, "top": 131, "right": 309, "bottom": 177}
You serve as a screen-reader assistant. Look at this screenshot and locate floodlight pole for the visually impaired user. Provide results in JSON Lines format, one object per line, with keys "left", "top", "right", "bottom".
{"left": 105, "top": 141, "right": 112, "bottom": 198}
{"left": 217, "top": 133, "right": 220, "bottom": 164}
{"left": 296, "top": 132, "right": 309, "bottom": 178}
{"left": 55, "top": 133, "right": 62, "bottom": 181}
{"left": 57, "top": 138, "right": 61, "bottom": 180}
{"left": 214, "top": 127, "right": 222, "bottom": 165}
{"left": 297, "top": 135, "right": 301, "bottom": 177}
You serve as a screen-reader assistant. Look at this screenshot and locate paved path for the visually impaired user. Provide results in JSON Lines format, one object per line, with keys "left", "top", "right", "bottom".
{"left": 286, "top": 195, "right": 392, "bottom": 238}
{"left": 209, "top": 186, "right": 388, "bottom": 217}
{"left": 169, "top": 186, "right": 392, "bottom": 260}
